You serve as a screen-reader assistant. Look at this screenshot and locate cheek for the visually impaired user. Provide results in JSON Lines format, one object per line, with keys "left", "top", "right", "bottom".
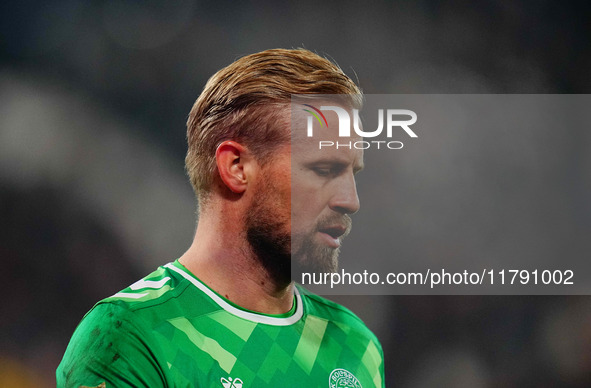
{"left": 291, "top": 191, "right": 323, "bottom": 234}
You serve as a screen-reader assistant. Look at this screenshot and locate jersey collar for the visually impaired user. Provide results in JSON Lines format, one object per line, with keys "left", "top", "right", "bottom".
{"left": 165, "top": 262, "right": 304, "bottom": 326}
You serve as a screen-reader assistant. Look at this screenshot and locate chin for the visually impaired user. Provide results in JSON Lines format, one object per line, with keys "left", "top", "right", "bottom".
{"left": 292, "top": 239, "right": 340, "bottom": 275}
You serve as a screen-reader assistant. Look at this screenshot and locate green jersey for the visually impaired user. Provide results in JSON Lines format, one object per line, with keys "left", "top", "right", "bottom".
{"left": 57, "top": 260, "right": 385, "bottom": 387}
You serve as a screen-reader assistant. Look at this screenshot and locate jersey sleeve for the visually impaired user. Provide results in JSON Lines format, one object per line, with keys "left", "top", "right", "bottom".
{"left": 56, "top": 302, "right": 166, "bottom": 388}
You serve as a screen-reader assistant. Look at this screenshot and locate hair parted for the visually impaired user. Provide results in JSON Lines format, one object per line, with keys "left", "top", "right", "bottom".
{"left": 186, "top": 48, "right": 362, "bottom": 203}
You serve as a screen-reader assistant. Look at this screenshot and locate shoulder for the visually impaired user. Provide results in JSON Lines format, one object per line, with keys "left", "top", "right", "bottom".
{"left": 297, "top": 286, "right": 382, "bottom": 347}
{"left": 57, "top": 261, "right": 218, "bottom": 387}
{"left": 102, "top": 263, "right": 188, "bottom": 311}
{"left": 99, "top": 261, "right": 220, "bottom": 324}
{"left": 60, "top": 302, "right": 151, "bottom": 360}
{"left": 297, "top": 287, "right": 385, "bottom": 386}
{"left": 56, "top": 302, "right": 164, "bottom": 387}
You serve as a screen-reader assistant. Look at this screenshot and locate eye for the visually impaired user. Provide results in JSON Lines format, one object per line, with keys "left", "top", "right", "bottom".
{"left": 311, "top": 163, "right": 346, "bottom": 177}
{"left": 313, "top": 167, "right": 332, "bottom": 176}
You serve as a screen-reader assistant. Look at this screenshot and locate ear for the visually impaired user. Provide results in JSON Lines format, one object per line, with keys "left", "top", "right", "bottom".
{"left": 215, "top": 141, "right": 252, "bottom": 194}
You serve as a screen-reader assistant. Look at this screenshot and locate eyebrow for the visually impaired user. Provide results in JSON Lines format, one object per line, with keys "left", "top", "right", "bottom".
{"left": 304, "top": 157, "right": 365, "bottom": 174}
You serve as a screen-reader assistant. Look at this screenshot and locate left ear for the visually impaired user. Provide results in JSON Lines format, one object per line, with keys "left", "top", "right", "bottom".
{"left": 215, "top": 140, "right": 255, "bottom": 194}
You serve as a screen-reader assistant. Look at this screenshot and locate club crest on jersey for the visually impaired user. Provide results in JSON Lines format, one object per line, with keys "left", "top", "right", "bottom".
{"left": 329, "top": 368, "right": 362, "bottom": 388}
{"left": 220, "top": 376, "right": 243, "bottom": 388}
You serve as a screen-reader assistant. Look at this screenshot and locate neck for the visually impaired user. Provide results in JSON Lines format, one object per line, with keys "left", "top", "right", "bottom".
{"left": 179, "top": 205, "right": 294, "bottom": 315}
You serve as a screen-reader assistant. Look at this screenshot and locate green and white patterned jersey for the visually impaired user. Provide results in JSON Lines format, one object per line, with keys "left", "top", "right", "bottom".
{"left": 57, "top": 260, "right": 385, "bottom": 387}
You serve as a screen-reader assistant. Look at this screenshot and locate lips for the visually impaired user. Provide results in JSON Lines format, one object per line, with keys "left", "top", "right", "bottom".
{"left": 313, "top": 214, "right": 352, "bottom": 248}
{"left": 318, "top": 225, "right": 348, "bottom": 248}
{"left": 319, "top": 225, "right": 347, "bottom": 239}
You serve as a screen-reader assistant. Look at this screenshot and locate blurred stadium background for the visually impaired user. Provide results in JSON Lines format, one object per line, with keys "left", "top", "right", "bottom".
{"left": 1, "top": 1, "right": 590, "bottom": 386}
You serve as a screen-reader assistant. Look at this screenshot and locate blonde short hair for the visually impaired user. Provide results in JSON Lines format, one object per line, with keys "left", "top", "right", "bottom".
{"left": 186, "top": 48, "right": 361, "bottom": 203}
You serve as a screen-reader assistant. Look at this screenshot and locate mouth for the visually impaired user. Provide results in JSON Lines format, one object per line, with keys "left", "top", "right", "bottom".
{"left": 318, "top": 225, "right": 347, "bottom": 248}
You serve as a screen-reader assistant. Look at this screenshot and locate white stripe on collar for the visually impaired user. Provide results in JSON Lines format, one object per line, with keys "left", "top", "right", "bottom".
{"left": 164, "top": 263, "right": 303, "bottom": 326}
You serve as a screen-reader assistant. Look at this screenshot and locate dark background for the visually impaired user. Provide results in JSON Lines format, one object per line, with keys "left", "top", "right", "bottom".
{"left": 1, "top": 1, "right": 590, "bottom": 386}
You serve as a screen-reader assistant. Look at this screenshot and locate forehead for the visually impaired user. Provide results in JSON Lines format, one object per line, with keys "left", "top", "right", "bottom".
{"left": 290, "top": 102, "right": 364, "bottom": 169}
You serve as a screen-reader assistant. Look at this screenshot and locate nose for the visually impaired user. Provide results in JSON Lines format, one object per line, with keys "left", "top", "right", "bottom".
{"left": 329, "top": 173, "right": 361, "bottom": 215}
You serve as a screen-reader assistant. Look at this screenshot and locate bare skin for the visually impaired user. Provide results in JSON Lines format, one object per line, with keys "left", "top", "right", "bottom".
{"left": 179, "top": 105, "right": 362, "bottom": 316}
{"left": 179, "top": 141, "right": 295, "bottom": 315}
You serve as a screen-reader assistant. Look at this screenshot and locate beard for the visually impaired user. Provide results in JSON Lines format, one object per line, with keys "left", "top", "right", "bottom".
{"left": 291, "top": 213, "right": 352, "bottom": 275}
{"left": 244, "top": 180, "right": 292, "bottom": 286}
{"left": 244, "top": 176, "right": 353, "bottom": 285}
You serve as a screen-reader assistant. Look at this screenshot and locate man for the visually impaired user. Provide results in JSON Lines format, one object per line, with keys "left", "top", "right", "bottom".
{"left": 57, "top": 48, "right": 384, "bottom": 387}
